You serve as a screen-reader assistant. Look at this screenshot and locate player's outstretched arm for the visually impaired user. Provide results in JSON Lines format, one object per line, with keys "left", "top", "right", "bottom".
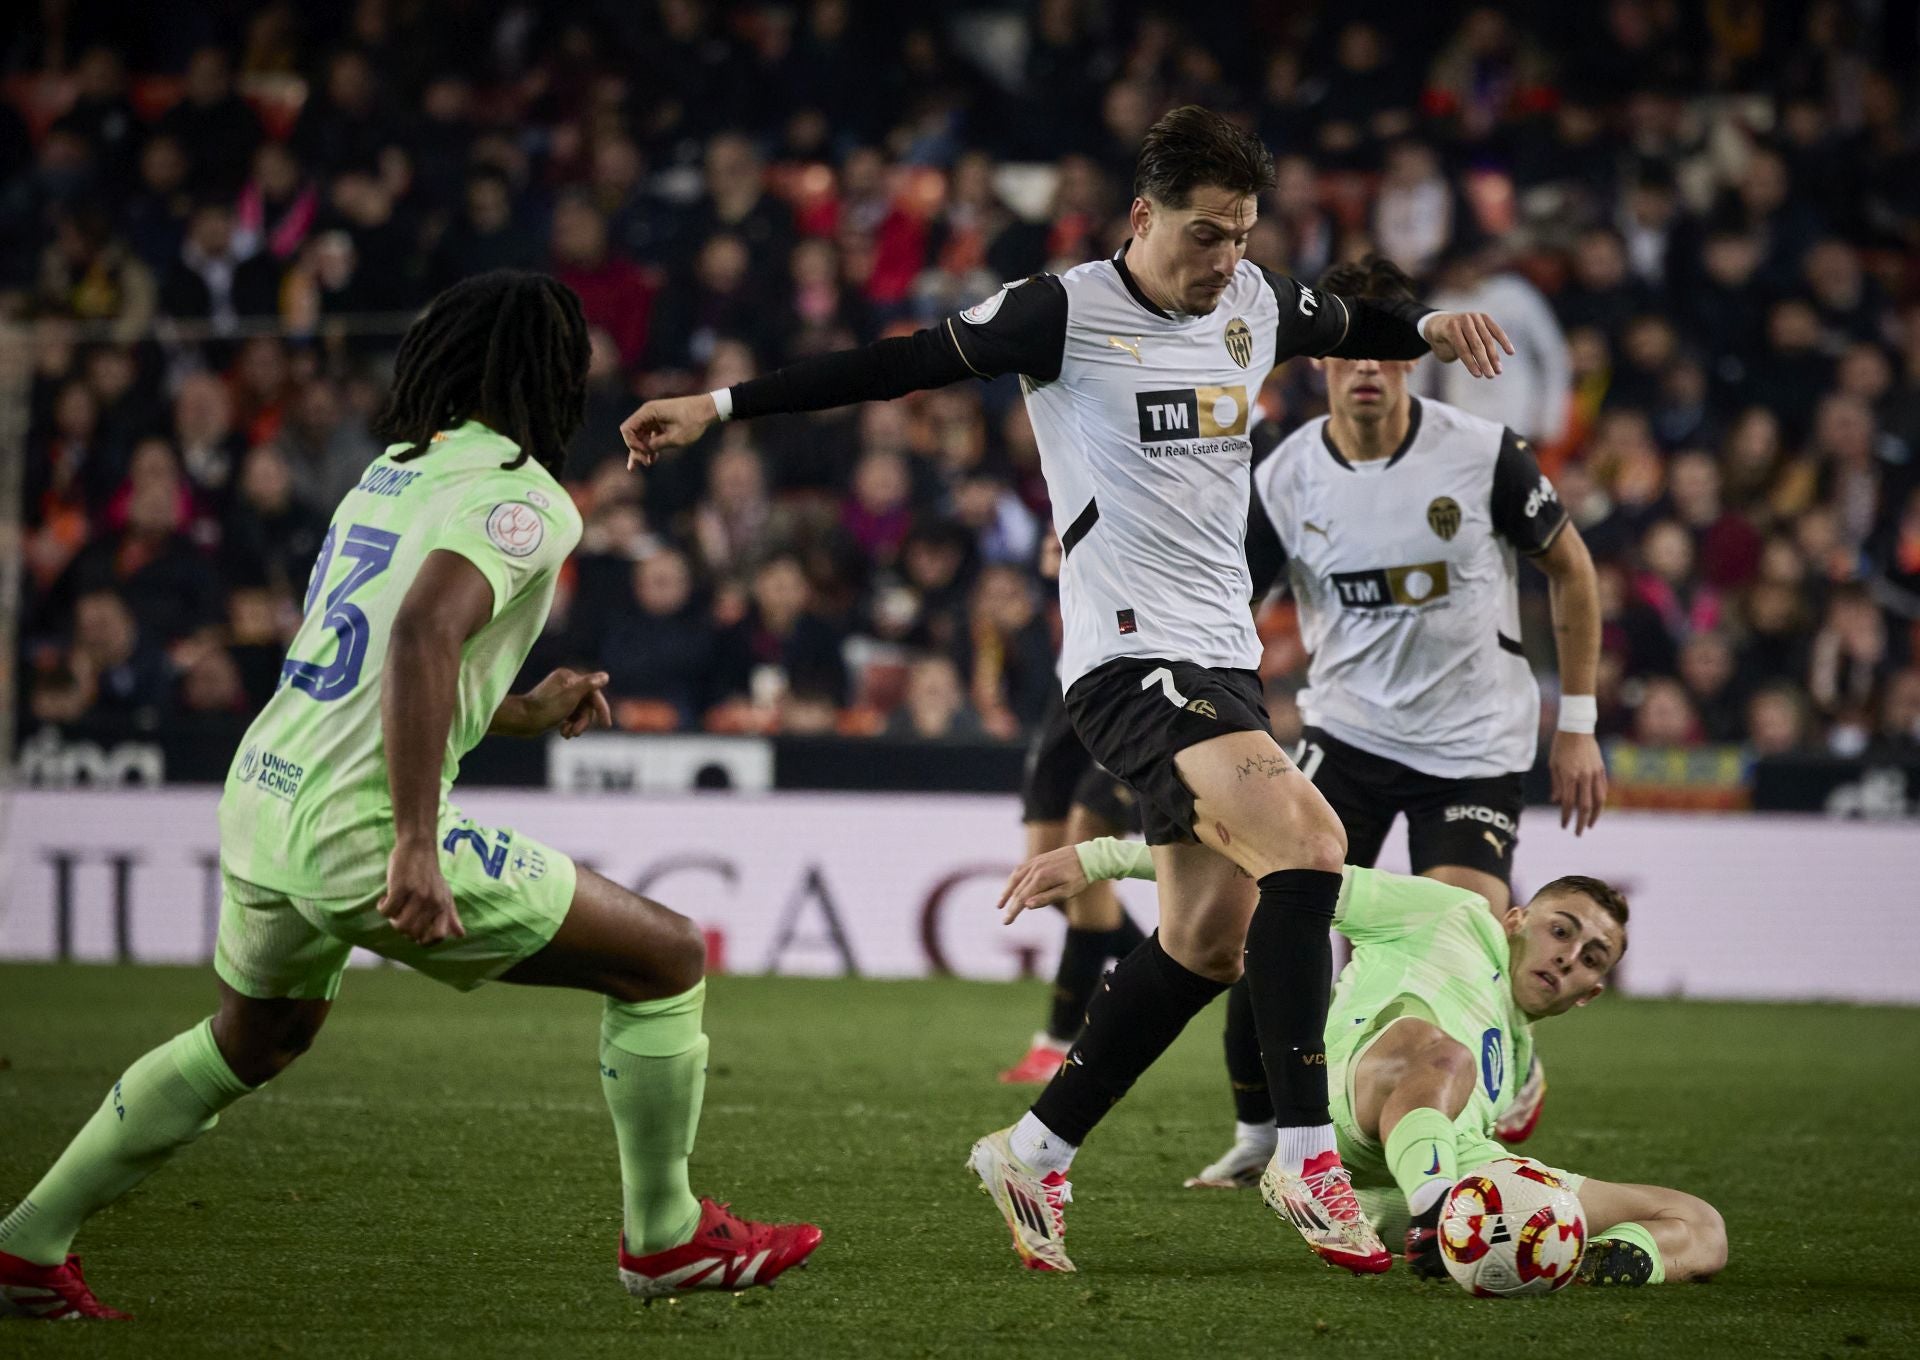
{"left": 624, "top": 276, "right": 1067, "bottom": 467}
{"left": 378, "top": 550, "right": 496, "bottom": 945}
{"left": 1417, "top": 310, "right": 1513, "bottom": 378}
{"left": 1577, "top": 1178, "right": 1729, "bottom": 1283}
{"left": 999, "top": 837, "right": 1155, "bottom": 922}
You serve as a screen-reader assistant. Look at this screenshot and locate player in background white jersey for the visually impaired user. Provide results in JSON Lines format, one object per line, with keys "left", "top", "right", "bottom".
{"left": 1186, "top": 256, "right": 1606, "bottom": 1193}
{"left": 622, "top": 108, "right": 1517, "bottom": 1275}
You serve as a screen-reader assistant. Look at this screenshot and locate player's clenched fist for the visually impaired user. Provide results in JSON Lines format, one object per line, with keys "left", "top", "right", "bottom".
{"left": 621, "top": 393, "right": 720, "bottom": 468}
{"left": 1422, "top": 311, "right": 1515, "bottom": 379}
{"left": 378, "top": 840, "right": 466, "bottom": 945}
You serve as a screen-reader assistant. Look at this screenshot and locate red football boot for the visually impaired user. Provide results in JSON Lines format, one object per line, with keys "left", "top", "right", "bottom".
{"left": 997, "top": 1033, "right": 1070, "bottom": 1084}
{"left": 1494, "top": 1055, "right": 1547, "bottom": 1144}
{"left": 0, "top": 1251, "right": 132, "bottom": 1320}
{"left": 1259, "top": 1149, "right": 1394, "bottom": 1275}
{"left": 617, "top": 1198, "right": 822, "bottom": 1299}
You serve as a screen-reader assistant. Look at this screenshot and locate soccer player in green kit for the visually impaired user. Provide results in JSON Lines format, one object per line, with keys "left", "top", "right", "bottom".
{"left": 998, "top": 840, "right": 1727, "bottom": 1286}
{"left": 0, "top": 272, "right": 820, "bottom": 1320}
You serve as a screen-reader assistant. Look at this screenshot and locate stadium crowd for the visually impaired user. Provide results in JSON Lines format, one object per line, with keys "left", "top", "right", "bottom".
{"left": 7, "top": 0, "right": 1920, "bottom": 763}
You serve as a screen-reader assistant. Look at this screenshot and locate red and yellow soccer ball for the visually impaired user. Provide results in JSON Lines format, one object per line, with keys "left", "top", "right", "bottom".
{"left": 1439, "top": 1156, "right": 1587, "bottom": 1297}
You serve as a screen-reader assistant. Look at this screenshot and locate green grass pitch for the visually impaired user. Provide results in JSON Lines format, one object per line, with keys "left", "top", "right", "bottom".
{"left": 3, "top": 963, "right": 1916, "bottom": 1358}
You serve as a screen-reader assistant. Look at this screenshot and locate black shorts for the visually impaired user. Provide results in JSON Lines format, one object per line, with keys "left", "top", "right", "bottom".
{"left": 1021, "top": 690, "right": 1140, "bottom": 832}
{"left": 1065, "top": 657, "right": 1271, "bottom": 846}
{"left": 1295, "top": 727, "right": 1526, "bottom": 884}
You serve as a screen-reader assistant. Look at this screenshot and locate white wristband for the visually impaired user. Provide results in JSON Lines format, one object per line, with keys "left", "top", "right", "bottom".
{"left": 1417, "top": 311, "right": 1442, "bottom": 343}
{"left": 709, "top": 387, "right": 733, "bottom": 422}
{"left": 1557, "top": 695, "right": 1597, "bottom": 735}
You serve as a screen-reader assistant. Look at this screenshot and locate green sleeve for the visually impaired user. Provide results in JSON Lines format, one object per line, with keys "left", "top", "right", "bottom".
{"left": 1334, "top": 867, "right": 1488, "bottom": 944}
{"left": 1075, "top": 837, "right": 1155, "bottom": 882}
{"left": 434, "top": 475, "right": 574, "bottom": 620}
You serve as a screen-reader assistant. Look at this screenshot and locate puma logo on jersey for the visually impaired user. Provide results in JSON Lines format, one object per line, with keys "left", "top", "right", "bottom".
{"left": 1482, "top": 829, "right": 1510, "bottom": 856}
{"left": 1302, "top": 520, "right": 1331, "bottom": 538}
{"left": 1107, "top": 335, "right": 1143, "bottom": 362}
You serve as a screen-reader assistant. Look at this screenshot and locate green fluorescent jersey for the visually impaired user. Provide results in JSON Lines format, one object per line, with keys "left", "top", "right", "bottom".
{"left": 218, "top": 423, "right": 582, "bottom": 899}
{"left": 1330, "top": 867, "right": 1535, "bottom": 1133}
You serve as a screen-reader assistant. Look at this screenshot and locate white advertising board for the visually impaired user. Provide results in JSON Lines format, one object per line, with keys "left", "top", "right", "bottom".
{"left": 1, "top": 790, "right": 1914, "bottom": 1003}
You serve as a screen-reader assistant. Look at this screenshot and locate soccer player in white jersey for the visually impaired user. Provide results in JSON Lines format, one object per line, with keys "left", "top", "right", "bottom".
{"left": 1188, "top": 255, "right": 1608, "bottom": 1191}
{"left": 0, "top": 273, "right": 819, "bottom": 1320}
{"left": 622, "top": 107, "right": 1517, "bottom": 1274}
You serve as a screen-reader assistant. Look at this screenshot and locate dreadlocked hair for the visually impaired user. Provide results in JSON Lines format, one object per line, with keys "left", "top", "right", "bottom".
{"left": 373, "top": 270, "right": 590, "bottom": 477}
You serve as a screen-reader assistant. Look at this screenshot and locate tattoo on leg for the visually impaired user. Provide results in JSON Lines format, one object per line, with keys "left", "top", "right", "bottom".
{"left": 1233, "top": 753, "right": 1295, "bottom": 781}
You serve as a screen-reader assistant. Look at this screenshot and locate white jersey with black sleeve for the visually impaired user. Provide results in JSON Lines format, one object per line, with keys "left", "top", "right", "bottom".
{"left": 946, "top": 244, "right": 1431, "bottom": 690}
{"left": 724, "top": 241, "right": 1435, "bottom": 692}
{"left": 1249, "top": 399, "right": 1569, "bottom": 779}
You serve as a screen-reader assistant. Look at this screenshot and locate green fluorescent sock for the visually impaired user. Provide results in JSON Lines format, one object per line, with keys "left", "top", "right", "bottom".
{"left": 0, "top": 1019, "right": 252, "bottom": 1266}
{"left": 599, "top": 982, "right": 709, "bottom": 1256}
{"left": 1385, "top": 1106, "right": 1459, "bottom": 1219}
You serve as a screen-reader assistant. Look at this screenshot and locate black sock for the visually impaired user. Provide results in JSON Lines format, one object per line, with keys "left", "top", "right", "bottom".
{"left": 1046, "top": 926, "right": 1111, "bottom": 1042}
{"left": 1223, "top": 976, "right": 1275, "bottom": 1125}
{"left": 1109, "top": 912, "right": 1147, "bottom": 958}
{"left": 1032, "top": 932, "right": 1227, "bottom": 1146}
{"left": 1243, "top": 869, "right": 1341, "bottom": 1128}
{"left": 1045, "top": 916, "right": 1154, "bottom": 1043}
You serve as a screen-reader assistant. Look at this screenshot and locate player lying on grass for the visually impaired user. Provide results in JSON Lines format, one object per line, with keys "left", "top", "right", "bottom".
{"left": 0, "top": 272, "right": 819, "bottom": 1322}
{"left": 997, "top": 841, "right": 1727, "bottom": 1285}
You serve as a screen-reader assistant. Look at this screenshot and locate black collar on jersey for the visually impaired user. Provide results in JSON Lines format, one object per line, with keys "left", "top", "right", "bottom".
{"left": 1321, "top": 397, "right": 1423, "bottom": 471}
{"left": 1111, "top": 240, "right": 1172, "bottom": 320}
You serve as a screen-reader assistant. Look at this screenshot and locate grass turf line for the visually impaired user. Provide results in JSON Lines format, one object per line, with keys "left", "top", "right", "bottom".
{"left": 2, "top": 964, "right": 1916, "bottom": 1359}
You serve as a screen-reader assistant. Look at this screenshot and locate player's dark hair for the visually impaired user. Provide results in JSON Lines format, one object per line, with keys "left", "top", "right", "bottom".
{"left": 1133, "top": 105, "right": 1276, "bottom": 207}
{"left": 1318, "top": 255, "right": 1418, "bottom": 305}
{"left": 373, "top": 270, "right": 589, "bottom": 478}
{"left": 1534, "top": 875, "right": 1631, "bottom": 954}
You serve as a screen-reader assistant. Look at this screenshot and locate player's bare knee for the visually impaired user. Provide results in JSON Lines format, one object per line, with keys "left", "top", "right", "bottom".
{"left": 660, "top": 909, "right": 708, "bottom": 993}
{"left": 1689, "top": 1198, "right": 1729, "bottom": 1277}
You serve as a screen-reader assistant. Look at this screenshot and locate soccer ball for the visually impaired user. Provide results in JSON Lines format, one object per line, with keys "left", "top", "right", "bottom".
{"left": 1438, "top": 1156, "right": 1586, "bottom": 1297}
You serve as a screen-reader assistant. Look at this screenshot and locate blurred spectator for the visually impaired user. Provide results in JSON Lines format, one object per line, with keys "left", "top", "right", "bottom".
{"left": 599, "top": 549, "right": 725, "bottom": 729}
{"left": 1634, "top": 519, "right": 1723, "bottom": 647}
{"left": 1677, "top": 633, "right": 1745, "bottom": 743}
{"left": 431, "top": 166, "right": 542, "bottom": 293}
{"left": 69, "top": 588, "right": 172, "bottom": 718}
{"left": 690, "top": 443, "right": 773, "bottom": 577}
{"left": 648, "top": 231, "right": 764, "bottom": 372}
{"left": 222, "top": 444, "right": 328, "bottom": 598}
{"left": 1747, "top": 683, "right": 1813, "bottom": 757}
{"left": 960, "top": 564, "right": 1053, "bottom": 737}
{"left": 1875, "top": 670, "right": 1920, "bottom": 757}
{"left": 45, "top": 452, "right": 224, "bottom": 647}
{"left": 280, "top": 378, "right": 379, "bottom": 513}
{"left": 159, "top": 199, "right": 284, "bottom": 336}
{"left": 718, "top": 554, "right": 849, "bottom": 708}
{"left": 124, "top": 133, "right": 194, "bottom": 272}
{"left": 1667, "top": 450, "right": 1762, "bottom": 591}
{"left": 1419, "top": 245, "right": 1570, "bottom": 443}
{"left": 40, "top": 203, "right": 157, "bottom": 342}
{"left": 234, "top": 141, "right": 319, "bottom": 263}
{"left": 1372, "top": 141, "right": 1458, "bottom": 278}
{"left": 1632, "top": 676, "right": 1703, "bottom": 747}
{"left": 156, "top": 46, "right": 262, "bottom": 196}
{"left": 1808, "top": 585, "right": 1891, "bottom": 727}
{"left": 551, "top": 190, "right": 654, "bottom": 370}
{"left": 841, "top": 450, "right": 914, "bottom": 569}
{"left": 178, "top": 643, "right": 250, "bottom": 716}
{"left": 884, "top": 654, "right": 985, "bottom": 739}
